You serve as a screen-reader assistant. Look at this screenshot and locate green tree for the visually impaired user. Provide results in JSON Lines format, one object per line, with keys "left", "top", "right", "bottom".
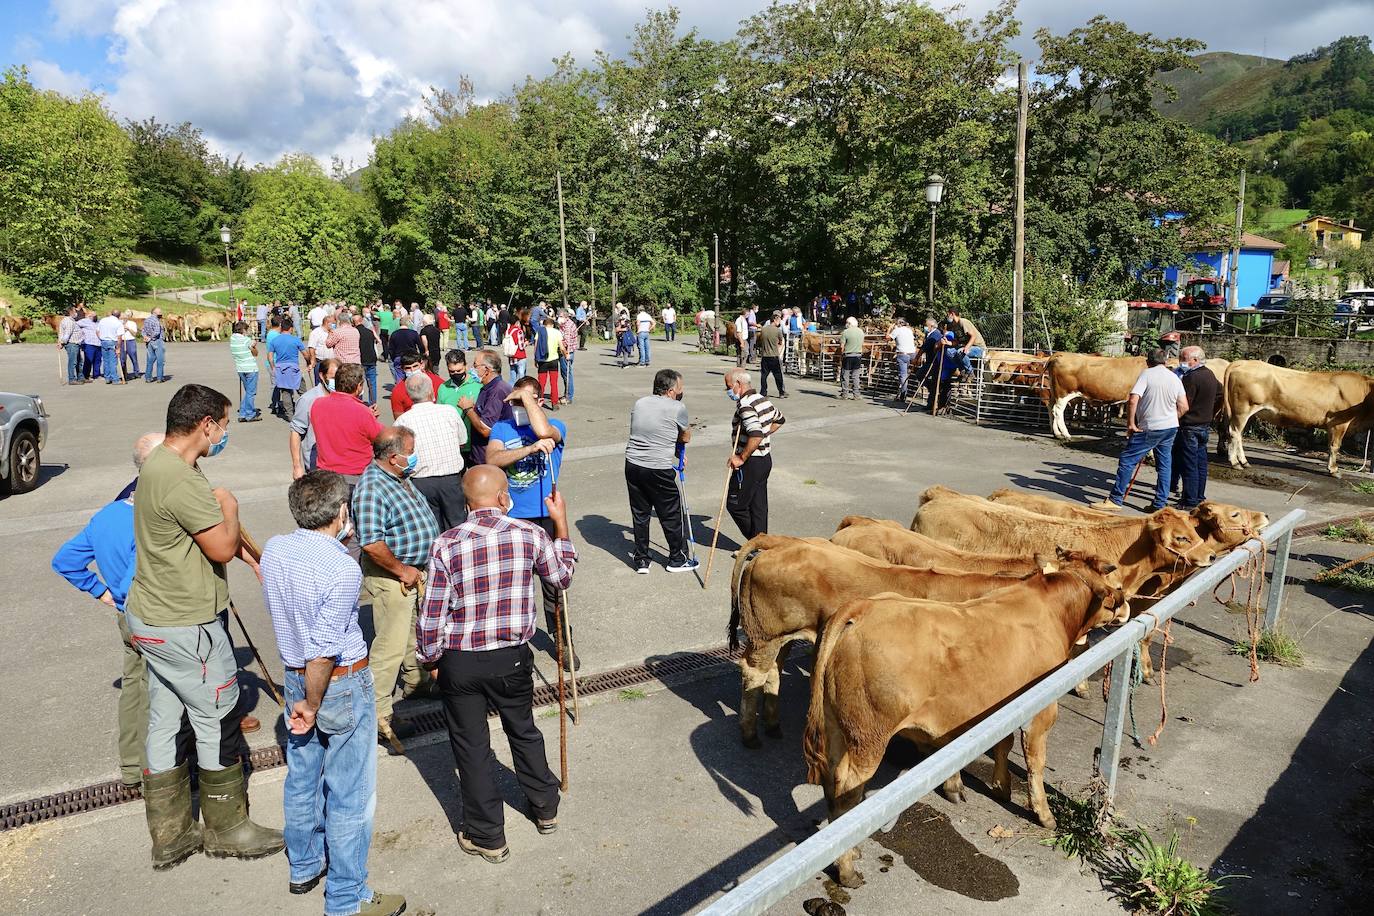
{"left": 0, "top": 67, "right": 138, "bottom": 309}
{"left": 241, "top": 154, "right": 379, "bottom": 303}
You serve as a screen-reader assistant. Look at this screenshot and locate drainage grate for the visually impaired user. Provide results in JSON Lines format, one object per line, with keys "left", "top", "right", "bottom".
{"left": 1294, "top": 512, "right": 1374, "bottom": 539}
{"left": 1, "top": 646, "right": 739, "bottom": 831}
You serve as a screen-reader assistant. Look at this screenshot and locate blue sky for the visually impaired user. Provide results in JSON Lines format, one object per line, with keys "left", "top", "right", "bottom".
{"left": 5, "top": 1, "right": 1370, "bottom": 167}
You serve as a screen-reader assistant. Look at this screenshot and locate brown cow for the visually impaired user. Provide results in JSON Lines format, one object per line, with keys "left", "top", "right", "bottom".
{"left": 803, "top": 557, "right": 1128, "bottom": 888}
{"left": 727, "top": 535, "right": 1092, "bottom": 748}
{"left": 831, "top": 516, "right": 1041, "bottom": 575}
{"left": 1225, "top": 360, "right": 1374, "bottom": 476}
{"left": 161, "top": 314, "right": 184, "bottom": 341}
{"left": 1, "top": 315, "right": 33, "bottom": 343}
{"left": 1044, "top": 353, "right": 1145, "bottom": 439}
{"left": 182, "top": 310, "right": 227, "bottom": 341}
{"left": 985, "top": 488, "right": 1268, "bottom": 542}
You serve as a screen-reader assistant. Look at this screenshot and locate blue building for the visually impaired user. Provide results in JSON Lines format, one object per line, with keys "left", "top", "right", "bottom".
{"left": 1162, "top": 232, "right": 1285, "bottom": 309}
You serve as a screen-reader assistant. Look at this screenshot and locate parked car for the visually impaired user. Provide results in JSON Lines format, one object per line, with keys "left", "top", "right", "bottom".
{"left": 0, "top": 391, "right": 49, "bottom": 495}
{"left": 1255, "top": 293, "right": 1292, "bottom": 313}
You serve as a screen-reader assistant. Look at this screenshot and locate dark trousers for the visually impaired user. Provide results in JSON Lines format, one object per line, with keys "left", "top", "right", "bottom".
{"left": 1172, "top": 424, "right": 1211, "bottom": 507}
{"left": 412, "top": 473, "right": 466, "bottom": 533}
{"left": 82, "top": 343, "right": 102, "bottom": 379}
{"left": 759, "top": 356, "right": 785, "bottom": 397}
{"left": 624, "top": 461, "right": 688, "bottom": 565}
{"left": 727, "top": 453, "right": 771, "bottom": 541}
{"left": 438, "top": 644, "right": 560, "bottom": 849}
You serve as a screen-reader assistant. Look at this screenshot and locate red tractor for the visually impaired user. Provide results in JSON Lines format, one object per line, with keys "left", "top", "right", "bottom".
{"left": 1179, "top": 277, "right": 1224, "bottom": 309}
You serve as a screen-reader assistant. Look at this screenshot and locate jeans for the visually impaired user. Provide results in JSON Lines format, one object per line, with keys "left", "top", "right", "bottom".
{"left": 1107, "top": 427, "right": 1177, "bottom": 509}
{"left": 957, "top": 345, "right": 984, "bottom": 373}
{"left": 363, "top": 364, "right": 378, "bottom": 405}
{"left": 64, "top": 343, "right": 81, "bottom": 382}
{"left": 664, "top": 322, "right": 675, "bottom": 341}
{"left": 237, "top": 371, "right": 258, "bottom": 419}
{"left": 509, "top": 357, "right": 526, "bottom": 384}
{"left": 455, "top": 323, "right": 469, "bottom": 349}
{"left": 559, "top": 353, "right": 575, "bottom": 401}
{"left": 1173, "top": 424, "right": 1211, "bottom": 507}
{"left": 145, "top": 340, "right": 165, "bottom": 381}
{"left": 83, "top": 343, "right": 101, "bottom": 379}
{"left": 100, "top": 341, "right": 118, "bottom": 382}
{"left": 637, "top": 331, "right": 651, "bottom": 365}
{"left": 257, "top": 319, "right": 266, "bottom": 340}
{"left": 895, "top": 352, "right": 914, "bottom": 396}
{"left": 283, "top": 667, "right": 378, "bottom": 916}
{"left": 121, "top": 341, "right": 140, "bottom": 376}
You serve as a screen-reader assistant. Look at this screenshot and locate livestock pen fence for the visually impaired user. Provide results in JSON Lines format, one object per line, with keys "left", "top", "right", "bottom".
{"left": 697, "top": 508, "right": 1306, "bottom": 916}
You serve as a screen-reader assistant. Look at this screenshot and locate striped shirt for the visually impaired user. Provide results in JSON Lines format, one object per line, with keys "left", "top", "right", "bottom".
{"left": 416, "top": 508, "right": 576, "bottom": 661}
{"left": 142, "top": 315, "right": 163, "bottom": 341}
{"left": 352, "top": 462, "right": 439, "bottom": 567}
{"left": 261, "top": 528, "right": 367, "bottom": 668}
{"left": 732, "top": 389, "right": 784, "bottom": 459}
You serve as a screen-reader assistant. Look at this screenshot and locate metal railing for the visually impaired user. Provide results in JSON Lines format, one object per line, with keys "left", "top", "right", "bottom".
{"left": 697, "top": 508, "right": 1305, "bottom": 916}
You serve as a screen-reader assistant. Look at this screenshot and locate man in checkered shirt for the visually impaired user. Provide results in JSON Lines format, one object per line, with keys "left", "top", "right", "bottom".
{"left": 416, "top": 466, "right": 576, "bottom": 864}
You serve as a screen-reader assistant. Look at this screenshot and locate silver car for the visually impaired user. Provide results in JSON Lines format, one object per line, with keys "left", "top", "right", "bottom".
{"left": 0, "top": 391, "right": 49, "bottom": 495}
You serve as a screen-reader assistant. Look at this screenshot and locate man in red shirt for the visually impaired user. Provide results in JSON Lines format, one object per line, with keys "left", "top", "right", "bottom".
{"left": 313, "top": 364, "right": 383, "bottom": 480}
{"left": 390, "top": 352, "right": 442, "bottom": 420}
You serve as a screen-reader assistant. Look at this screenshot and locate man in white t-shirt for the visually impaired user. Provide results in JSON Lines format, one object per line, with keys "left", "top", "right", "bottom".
{"left": 308, "top": 303, "right": 327, "bottom": 329}
{"left": 733, "top": 312, "right": 749, "bottom": 367}
{"left": 635, "top": 308, "right": 655, "bottom": 367}
{"left": 1092, "top": 348, "right": 1188, "bottom": 512}
{"left": 661, "top": 304, "right": 677, "bottom": 342}
{"left": 887, "top": 318, "right": 918, "bottom": 399}
{"left": 307, "top": 316, "right": 335, "bottom": 387}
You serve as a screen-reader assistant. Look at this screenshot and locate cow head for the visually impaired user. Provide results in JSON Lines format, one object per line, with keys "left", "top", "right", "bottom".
{"left": 1040, "top": 547, "right": 1131, "bottom": 631}
{"left": 1190, "top": 502, "right": 1269, "bottom": 551}
{"left": 1147, "top": 508, "right": 1217, "bottom": 571}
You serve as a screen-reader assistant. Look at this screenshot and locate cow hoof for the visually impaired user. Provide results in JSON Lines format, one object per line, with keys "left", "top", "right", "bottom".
{"left": 837, "top": 870, "right": 865, "bottom": 889}
{"left": 765, "top": 724, "right": 784, "bottom": 739}
{"left": 742, "top": 734, "right": 763, "bottom": 750}
{"left": 1070, "top": 682, "right": 1090, "bottom": 699}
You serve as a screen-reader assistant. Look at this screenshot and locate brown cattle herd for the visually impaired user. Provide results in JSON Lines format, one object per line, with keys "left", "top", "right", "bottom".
{"left": 730, "top": 486, "right": 1270, "bottom": 888}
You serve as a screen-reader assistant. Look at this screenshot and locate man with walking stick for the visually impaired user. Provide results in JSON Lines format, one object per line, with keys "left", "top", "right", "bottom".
{"left": 1092, "top": 348, "right": 1189, "bottom": 512}
{"left": 624, "top": 369, "right": 696, "bottom": 574}
{"left": 417, "top": 466, "right": 576, "bottom": 865}
{"left": 723, "top": 367, "right": 784, "bottom": 542}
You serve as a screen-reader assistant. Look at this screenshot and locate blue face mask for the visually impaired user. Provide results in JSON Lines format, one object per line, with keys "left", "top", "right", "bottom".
{"left": 207, "top": 421, "right": 229, "bottom": 458}
{"left": 726, "top": 389, "right": 740, "bottom": 402}
{"left": 325, "top": 379, "right": 336, "bottom": 391}
{"left": 401, "top": 452, "right": 418, "bottom": 477}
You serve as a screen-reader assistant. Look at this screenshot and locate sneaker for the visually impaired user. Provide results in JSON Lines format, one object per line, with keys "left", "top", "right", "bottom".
{"left": 457, "top": 832, "right": 510, "bottom": 864}
{"left": 635, "top": 559, "right": 651, "bottom": 575}
{"left": 665, "top": 558, "right": 700, "bottom": 573}
{"left": 289, "top": 868, "right": 326, "bottom": 895}
{"left": 534, "top": 816, "right": 558, "bottom": 835}
{"left": 1088, "top": 500, "right": 1124, "bottom": 511}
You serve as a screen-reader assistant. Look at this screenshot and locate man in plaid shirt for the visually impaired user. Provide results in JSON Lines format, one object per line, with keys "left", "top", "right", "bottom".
{"left": 416, "top": 466, "right": 576, "bottom": 864}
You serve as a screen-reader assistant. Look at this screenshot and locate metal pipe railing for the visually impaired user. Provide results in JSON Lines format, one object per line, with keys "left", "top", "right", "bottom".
{"left": 697, "top": 508, "right": 1306, "bottom": 916}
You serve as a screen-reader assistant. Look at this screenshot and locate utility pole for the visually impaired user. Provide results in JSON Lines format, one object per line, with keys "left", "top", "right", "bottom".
{"left": 612, "top": 270, "right": 618, "bottom": 308}
{"left": 1228, "top": 168, "right": 1246, "bottom": 312}
{"left": 587, "top": 227, "right": 596, "bottom": 313}
{"left": 1012, "top": 59, "right": 1028, "bottom": 350}
{"left": 556, "top": 170, "right": 569, "bottom": 310}
{"left": 713, "top": 232, "right": 720, "bottom": 307}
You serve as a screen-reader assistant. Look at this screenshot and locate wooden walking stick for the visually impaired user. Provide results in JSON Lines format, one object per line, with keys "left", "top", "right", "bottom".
{"left": 235, "top": 528, "right": 285, "bottom": 706}
{"left": 555, "top": 600, "right": 569, "bottom": 790}
{"left": 930, "top": 346, "right": 947, "bottom": 414}
{"left": 560, "top": 588, "right": 580, "bottom": 721}
{"left": 704, "top": 426, "right": 743, "bottom": 587}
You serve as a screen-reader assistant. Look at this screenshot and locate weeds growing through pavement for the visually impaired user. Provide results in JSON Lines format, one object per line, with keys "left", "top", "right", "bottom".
{"left": 1316, "top": 562, "right": 1374, "bottom": 595}
{"left": 1231, "top": 627, "right": 1304, "bottom": 667}
{"left": 1323, "top": 519, "right": 1374, "bottom": 544}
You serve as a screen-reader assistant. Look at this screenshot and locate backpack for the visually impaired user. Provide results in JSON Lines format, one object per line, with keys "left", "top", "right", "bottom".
{"left": 502, "top": 326, "right": 519, "bottom": 357}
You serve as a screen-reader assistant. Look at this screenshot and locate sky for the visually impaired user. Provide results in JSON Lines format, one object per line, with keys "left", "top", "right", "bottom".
{"left": 3, "top": 0, "right": 1370, "bottom": 167}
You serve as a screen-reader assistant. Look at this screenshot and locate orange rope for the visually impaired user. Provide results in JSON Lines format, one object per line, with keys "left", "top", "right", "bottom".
{"left": 1147, "top": 620, "right": 1172, "bottom": 747}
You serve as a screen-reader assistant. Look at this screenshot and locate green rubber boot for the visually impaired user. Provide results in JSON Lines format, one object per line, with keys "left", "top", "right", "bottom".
{"left": 198, "top": 765, "right": 285, "bottom": 859}
{"left": 142, "top": 762, "right": 203, "bottom": 869}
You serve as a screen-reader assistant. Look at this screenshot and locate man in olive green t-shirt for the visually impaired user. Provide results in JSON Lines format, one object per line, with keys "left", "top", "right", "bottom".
{"left": 838, "top": 316, "right": 866, "bottom": 400}
{"left": 124, "top": 384, "right": 283, "bottom": 868}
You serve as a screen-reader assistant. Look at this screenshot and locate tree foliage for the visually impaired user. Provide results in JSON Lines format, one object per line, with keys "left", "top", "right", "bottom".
{"left": 241, "top": 154, "right": 379, "bottom": 304}
{"left": 0, "top": 67, "right": 138, "bottom": 308}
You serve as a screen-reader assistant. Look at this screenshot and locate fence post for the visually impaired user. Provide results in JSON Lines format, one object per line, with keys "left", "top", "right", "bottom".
{"left": 974, "top": 358, "right": 984, "bottom": 425}
{"left": 1096, "top": 647, "right": 1133, "bottom": 800}
{"left": 1264, "top": 526, "right": 1295, "bottom": 630}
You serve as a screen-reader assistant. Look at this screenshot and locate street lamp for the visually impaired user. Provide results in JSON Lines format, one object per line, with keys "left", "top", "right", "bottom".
{"left": 713, "top": 232, "right": 720, "bottom": 308}
{"left": 925, "top": 175, "right": 945, "bottom": 310}
{"left": 220, "top": 225, "right": 235, "bottom": 317}
{"left": 586, "top": 227, "right": 596, "bottom": 314}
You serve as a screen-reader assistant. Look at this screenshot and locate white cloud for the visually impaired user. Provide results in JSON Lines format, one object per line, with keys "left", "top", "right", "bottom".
{"left": 49, "top": 0, "right": 123, "bottom": 35}
{"left": 26, "top": 59, "right": 92, "bottom": 96}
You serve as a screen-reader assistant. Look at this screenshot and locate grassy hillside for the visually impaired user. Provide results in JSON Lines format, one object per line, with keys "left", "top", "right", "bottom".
{"left": 1154, "top": 51, "right": 1322, "bottom": 128}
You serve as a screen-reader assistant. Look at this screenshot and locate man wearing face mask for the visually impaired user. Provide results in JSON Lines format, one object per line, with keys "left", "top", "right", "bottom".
{"left": 624, "top": 369, "right": 694, "bottom": 573}
{"left": 262, "top": 470, "right": 407, "bottom": 916}
{"left": 389, "top": 352, "right": 442, "bottom": 420}
{"left": 456, "top": 349, "right": 514, "bottom": 466}
{"left": 723, "top": 367, "right": 785, "bottom": 541}
{"left": 125, "top": 384, "right": 284, "bottom": 868}
{"left": 436, "top": 350, "right": 484, "bottom": 461}
{"left": 289, "top": 359, "right": 339, "bottom": 481}
{"left": 353, "top": 427, "right": 441, "bottom": 753}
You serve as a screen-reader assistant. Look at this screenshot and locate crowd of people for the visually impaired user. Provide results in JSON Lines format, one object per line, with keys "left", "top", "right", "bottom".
{"left": 55, "top": 303, "right": 170, "bottom": 384}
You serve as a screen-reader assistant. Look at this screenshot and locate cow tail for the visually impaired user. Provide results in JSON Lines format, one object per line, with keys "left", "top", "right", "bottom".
{"left": 728, "top": 536, "right": 771, "bottom": 651}
{"left": 803, "top": 600, "right": 864, "bottom": 786}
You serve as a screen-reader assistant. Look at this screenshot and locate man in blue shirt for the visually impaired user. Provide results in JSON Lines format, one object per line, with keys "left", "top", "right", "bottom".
{"left": 486, "top": 377, "right": 578, "bottom": 670}
{"left": 262, "top": 470, "right": 407, "bottom": 916}
{"left": 575, "top": 301, "right": 588, "bottom": 350}
{"left": 51, "top": 432, "right": 164, "bottom": 787}
{"left": 269, "top": 318, "right": 309, "bottom": 419}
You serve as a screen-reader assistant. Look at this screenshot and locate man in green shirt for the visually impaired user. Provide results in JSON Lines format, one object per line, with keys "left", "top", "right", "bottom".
{"left": 436, "top": 349, "right": 484, "bottom": 458}
{"left": 228, "top": 321, "right": 262, "bottom": 423}
{"left": 839, "top": 316, "right": 865, "bottom": 400}
{"left": 125, "top": 384, "right": 283, "bottom": 869}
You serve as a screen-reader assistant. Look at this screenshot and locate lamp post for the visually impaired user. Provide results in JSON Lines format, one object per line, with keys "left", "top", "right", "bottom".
{"left": 925, "top": 175, "right": 944, "bottom": 310}
{"left": 586, "top": 227, "right": 596, "bottom": 314}
{"left": 713, "top": 232, "right": 720, "bottom": 308}
{"left": 220, "top": 225, "right": 234, "bottom": 315}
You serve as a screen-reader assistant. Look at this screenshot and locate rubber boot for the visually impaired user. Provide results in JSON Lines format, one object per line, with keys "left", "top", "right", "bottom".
{"left": 142, "top": 762, "right": 203, "bottom": 869}
{"left": 198, "top": 765, "right": 285, "bottom": 859}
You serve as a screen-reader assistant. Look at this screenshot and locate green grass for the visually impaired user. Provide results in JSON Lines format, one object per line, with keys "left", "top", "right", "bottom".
{"left": 203, "top": 288, "right": 270, "bottom": 308}
{"left": 124, "top": 258, "right": 229, "bottom": 294}
{"left": 803, "top": 478, "right": 818, "bottom": 485}
{"left": 1324, "top": 519, "right": 1374, "bottom": 544}
{"left": 1316, "top": 563, "right": 1374, "bottom": 594}
{"left": 1351, "top": 481, "right": 1374, "bottom": 496}
{"left": 618, "top": 688, "right": 648, "bottom": 701}
{"left": 1256, "top": 208, "right": 1310, "bottom": 231}
{"left": 1231, "top": 628, "right": 1304, "bottom": 667}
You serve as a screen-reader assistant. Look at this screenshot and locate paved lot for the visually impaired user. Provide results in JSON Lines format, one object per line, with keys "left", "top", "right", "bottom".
{"left": 1, "top": 336, "right": 1372, "bottom": 914}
